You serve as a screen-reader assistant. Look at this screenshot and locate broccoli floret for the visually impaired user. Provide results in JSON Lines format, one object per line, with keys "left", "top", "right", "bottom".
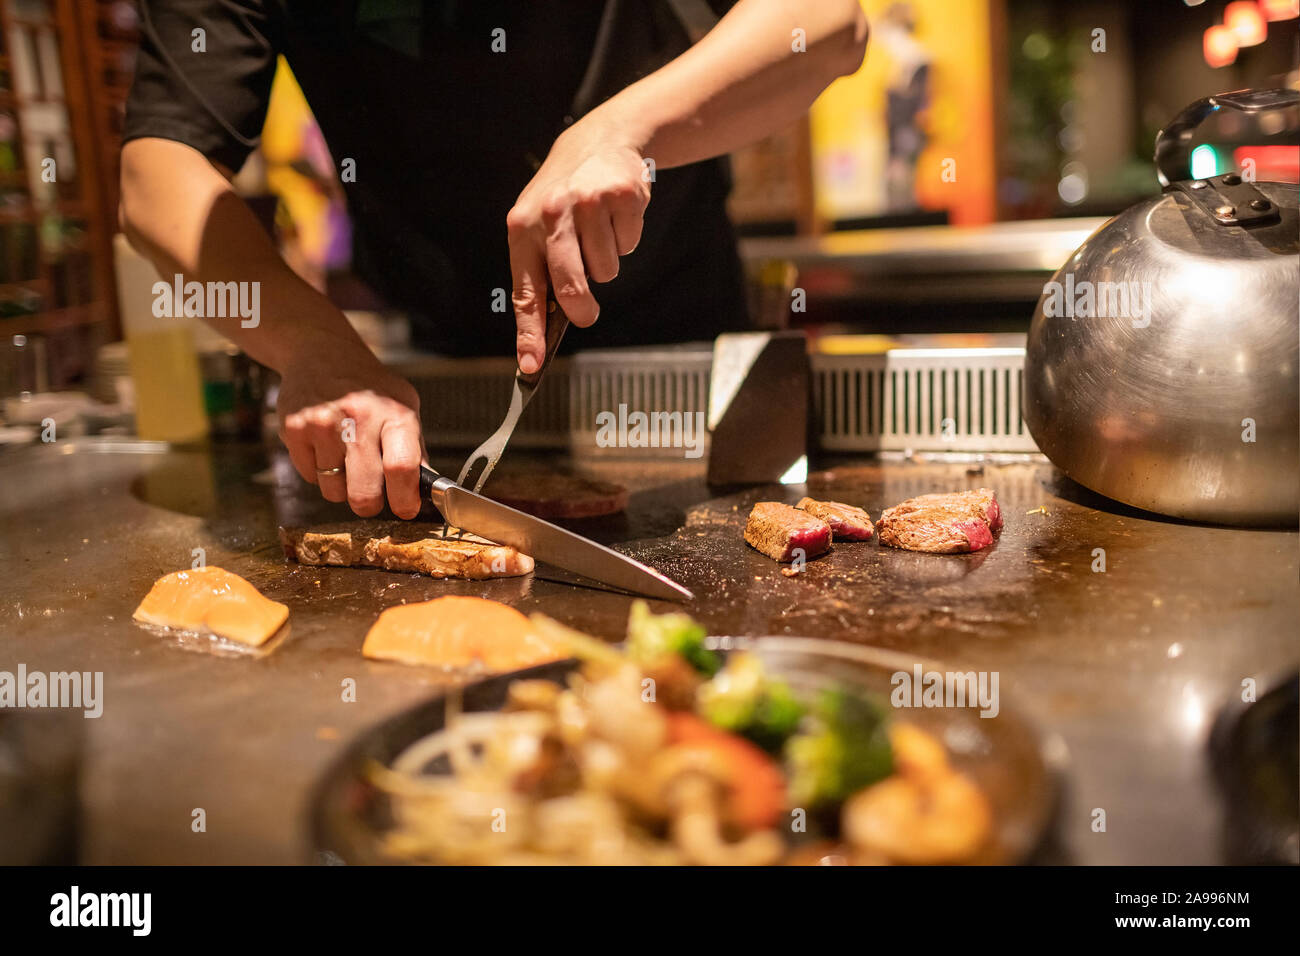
{"left": 698, "top": 651, "right": 804, "bottom": 753}
{"left": 786, "top": 687, "right": 893, "bottom": 807}
{"left": 749, "top": 682, "right": 805, "bottom": 752}
{"left": 625, "top": 600, "right": 720, "bottom": 676}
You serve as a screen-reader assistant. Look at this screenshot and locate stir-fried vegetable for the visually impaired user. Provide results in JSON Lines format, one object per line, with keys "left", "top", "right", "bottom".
{"left": 664, "top": 711, "right": 786, "bottom": 831}
{"left": 697, "top": 651, "right": 804, "bottom": 754}
{"left": 787, "top": 687, "right": 893, "bottom": 807}
{"left": 529, "top": 612, "right": 624, "bottom": 669}
{"left": 625, "top": 600, "right": 721, "bottom": 676}
{"left": 372, "top": 604, "right": 994, "bottom": 865}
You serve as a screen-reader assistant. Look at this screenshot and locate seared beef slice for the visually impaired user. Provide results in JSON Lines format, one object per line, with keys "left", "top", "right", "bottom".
{"left": 876, "top": 489, "right": 1002, "bottom": 554}
{"left": 796, "top": 497, "right": 874, "bottom": 540}
{"left": 279, "top": 523, "right": 534, "bottom": 579}
{"left": 744, "top": 502, "right": 832, "bottom": 562}
{"left": 484, "top": 470, "right": 628, "bottom": 519}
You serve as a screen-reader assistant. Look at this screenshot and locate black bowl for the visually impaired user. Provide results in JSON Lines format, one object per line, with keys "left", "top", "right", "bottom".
{"left": 307, "top": 638, "right": 1062, "bottom": 865}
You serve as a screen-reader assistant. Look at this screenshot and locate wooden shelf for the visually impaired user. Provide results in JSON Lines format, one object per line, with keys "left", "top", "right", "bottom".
{"left": 0, "top": 200, "right": 88, "bottom": 222}
{"left": 7, "top": 92, "right": 68, "bottom": 106}
{"left": 8, "top": 16, "right": 59, "bottom": 32}
{"left": 0, "top": 303, "right": 102, "bottom": 334}
{"left": 0, "top": 0, "right": 120, "bottom": 377}
{"left": 0, "top": 277, "right": 52, "bottom": 292}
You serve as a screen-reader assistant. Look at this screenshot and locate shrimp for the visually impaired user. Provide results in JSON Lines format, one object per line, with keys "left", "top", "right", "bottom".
{"left": 668, "top": 775, "right": 785, "bottom": 867}
{"left": 584, "top": 667, "right": 668, "bottom": 758}
{"left": 888, "top": 722, "right": 951, "bottom": 782}
{"left": 842, "top": 769, "right": 992, "bottom": 864}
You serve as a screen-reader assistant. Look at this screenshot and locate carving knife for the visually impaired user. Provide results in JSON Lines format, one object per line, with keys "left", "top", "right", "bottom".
{"left": 418, "top": 464, "right": 693, "bottom": 602}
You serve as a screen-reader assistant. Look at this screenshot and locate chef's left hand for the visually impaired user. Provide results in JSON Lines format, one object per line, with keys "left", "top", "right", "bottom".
{"left": 507, "top": 122, "right": 651, "bottom": 373}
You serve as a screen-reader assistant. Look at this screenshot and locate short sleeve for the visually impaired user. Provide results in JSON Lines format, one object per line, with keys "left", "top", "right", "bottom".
{"left": 123, "top": 0, "right": 281, "bottom": 172}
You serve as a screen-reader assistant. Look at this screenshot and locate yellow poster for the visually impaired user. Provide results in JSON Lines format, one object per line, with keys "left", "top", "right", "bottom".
{"left": 811, "top": 0, "right": 996, "bottom": 225}
{"left": 261, "top": 58, "right": 351, "bottom": 273}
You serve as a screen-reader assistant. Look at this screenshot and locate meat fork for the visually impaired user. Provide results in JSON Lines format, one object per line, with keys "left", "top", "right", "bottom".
{"left": 456, "top": 298, "right": 570, "bottom": 495}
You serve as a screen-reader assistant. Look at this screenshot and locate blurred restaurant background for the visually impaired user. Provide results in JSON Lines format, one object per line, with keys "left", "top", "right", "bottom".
{"left": 0, "top": 0, "right": 1296, "bottom": 446}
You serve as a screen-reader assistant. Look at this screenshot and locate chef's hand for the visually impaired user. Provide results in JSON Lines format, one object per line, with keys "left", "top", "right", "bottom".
{"left": 277, "top": 352, "right": 425, "bottom": 520}
{"left": 507, "top": 123, "right": 651, "bottom": 373}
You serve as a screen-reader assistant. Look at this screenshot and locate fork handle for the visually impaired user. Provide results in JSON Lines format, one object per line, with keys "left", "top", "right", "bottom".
{"left": 518, "top": 297, "right": 569, "bottom": 387}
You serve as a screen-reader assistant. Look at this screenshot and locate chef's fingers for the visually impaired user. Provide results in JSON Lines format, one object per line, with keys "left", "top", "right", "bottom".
{"left": 380, "top": 412, "right": 423, "bottom": 520}
{"left": 280, "top": 416, "right": 320, "bottom": 485}
{"left": 341, "top": 416, "right": 385, "bottom": 518}
{"left": 306, "top": 406, "right": 348, "bottom": 503}
{"left": 544, "top": 209, "right": 598, "bottom": 328}
{"left": 508, "top": 225, "right": 549, "bottom": 375}
{"left": 609, "top": 183, "right": 647, "bottom": 256}
{"left": 574, "top": 202, "right": 619, "bottom": 284}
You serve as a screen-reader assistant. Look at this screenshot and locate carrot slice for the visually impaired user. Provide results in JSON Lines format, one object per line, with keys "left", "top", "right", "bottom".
{"left": 666, "top": 711, "right": 786, "bottom": 830}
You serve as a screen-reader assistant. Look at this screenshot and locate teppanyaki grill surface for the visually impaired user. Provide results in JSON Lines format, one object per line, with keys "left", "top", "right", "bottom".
{"left": 1, "top": 439, "right": 1295, "bottom": 865}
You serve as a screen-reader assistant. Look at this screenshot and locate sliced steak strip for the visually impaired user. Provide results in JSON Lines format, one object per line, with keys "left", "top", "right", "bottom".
{"left": 483, "top": 470, "right": 628, "bottom": 519}
{"left": 279, "top": 522, "right": 534, "bottom": 579}
{"left": 876, "top": 489, "right": 1003, "bottom": 554}
{"left": 744, "top": 501, "right": 832, "bottom": 562}
{"left": 796, "top": 497, "right": 874, "bottom": 541}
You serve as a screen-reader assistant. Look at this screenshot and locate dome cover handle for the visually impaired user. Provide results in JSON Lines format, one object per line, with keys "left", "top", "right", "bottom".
{"left": 1154, "top": 88, "right": 1299, "bottom": 187}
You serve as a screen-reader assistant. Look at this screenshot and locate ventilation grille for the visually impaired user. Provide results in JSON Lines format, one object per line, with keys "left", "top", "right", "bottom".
{"left": 401, "top": 348, "right": 714, "bottom": 458}
{"left": 811, "top": 348, "right": 1034, "bottom": 453}
{"left": 568, "top": 350, "right": 714, "bottom": 458}
{"left": 401, "top": 346, "right": 1037, "bottom": 456}
{"left": 403, "top": 357, "right": 570, "bottom": 449}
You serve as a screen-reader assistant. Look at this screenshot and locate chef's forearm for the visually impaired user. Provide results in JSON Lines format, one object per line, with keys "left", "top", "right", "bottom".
{"left": 593, "top": 0, "right": 868, "bottom": 168}
{"left": 118, "top": 137, "right": 374, "bottom": 374}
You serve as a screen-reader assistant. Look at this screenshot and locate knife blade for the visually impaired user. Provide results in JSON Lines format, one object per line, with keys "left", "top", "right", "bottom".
{"left": 419, "top": 464, "right": 693, "bottom": 602}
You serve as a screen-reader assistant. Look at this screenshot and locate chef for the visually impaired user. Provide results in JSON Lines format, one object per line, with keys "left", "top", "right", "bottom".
{"left": 119, "top": 0, "right": 868, "bottom": 518}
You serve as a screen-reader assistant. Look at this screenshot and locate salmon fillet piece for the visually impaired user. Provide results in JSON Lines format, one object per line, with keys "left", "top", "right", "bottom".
{"left": 362, "top": 596, "right": 567, "bottom": 672}
{"left": 133, "top": 567, "right": 289, "bottom": 646}
{"left": 876, "top": 489, "right": 1003, "bottom": 554}
{"left": 744, "top": 501, "right": 832, "bottom": 562}
{"left": 279, "top": 522, "right": 533, "bottom": 580}
{"left": 796, "top": 497, "right": 874, "bottom": 541}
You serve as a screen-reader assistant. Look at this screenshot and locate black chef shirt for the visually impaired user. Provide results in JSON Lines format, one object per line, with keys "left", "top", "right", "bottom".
{"left": 123, "top": 0, "right": 750, "bottom": 356}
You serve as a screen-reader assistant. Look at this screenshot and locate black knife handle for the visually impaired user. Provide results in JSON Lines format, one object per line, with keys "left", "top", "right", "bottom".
{"left": 418, "top": 463, "right": 440, "bottom": 501}
{"left": 417, "top": 463, "right": 452, "bottom": 523}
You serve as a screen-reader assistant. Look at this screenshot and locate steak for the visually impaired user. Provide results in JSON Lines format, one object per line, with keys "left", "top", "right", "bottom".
{"left": 484, "top": 470, "right": 628, "bottom": 519}
{"left": 796, "top": 497, "right": 874, "bottom": 540}
{"left": 744, "top": 502, "right": 832, "bottom": 562}
{"left": 279, "top": 522, "right": 534, "bottom": 579}
{"left": 876, "top": 489, "right": 1002, "bottom": 554}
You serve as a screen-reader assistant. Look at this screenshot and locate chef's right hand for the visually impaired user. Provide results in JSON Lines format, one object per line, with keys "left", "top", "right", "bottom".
{"left": 507, "top": 123, "right": 650, "bottom": 374}
{"left": 276, "top": 353, "right": 425, "bottom": 520}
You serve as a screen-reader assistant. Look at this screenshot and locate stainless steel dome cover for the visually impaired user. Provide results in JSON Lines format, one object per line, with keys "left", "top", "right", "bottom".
{"left": 1024, "top": 89, "right": 1299, "bottom": 526}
